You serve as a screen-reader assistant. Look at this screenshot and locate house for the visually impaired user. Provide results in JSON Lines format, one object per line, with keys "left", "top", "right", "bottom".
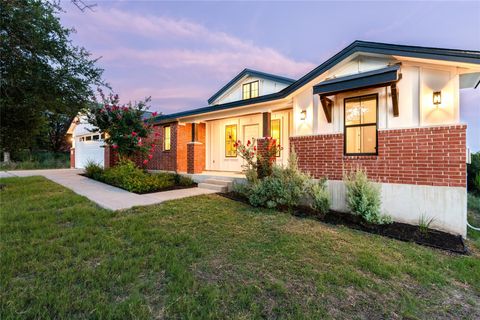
{"left": 71, "top": 40, "right": 480, "bottom": 236}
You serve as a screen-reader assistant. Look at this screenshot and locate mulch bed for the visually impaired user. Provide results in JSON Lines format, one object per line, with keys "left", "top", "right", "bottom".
{"left": 220, "top": 191, "right": 467, "bottom": 254}
{"left": 79, "top": 174, "right": 197, "bottom": 195}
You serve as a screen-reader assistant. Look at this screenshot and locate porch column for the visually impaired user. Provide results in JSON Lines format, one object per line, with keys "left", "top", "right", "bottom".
{"left": 187, "top": 122, "right": 206, "bottom": 174}
{"left": 262, "top": 112, "right": 271, "bottom": 137}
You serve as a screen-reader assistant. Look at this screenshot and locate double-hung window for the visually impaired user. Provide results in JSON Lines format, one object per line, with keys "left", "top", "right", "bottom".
{"left": 270, "top": 119, "right": 281, "bottom": 157}
{"left": 164, "top": 126, "right": 171, "bottom": 151}
{"left": 344, "top": 94, "right": 378, "bottom": 155}
{"left": 225, "top": 124, "right": 237, "bottom": 157}
{"left": 242, "top": 81, "right": 259, "bottom": 100}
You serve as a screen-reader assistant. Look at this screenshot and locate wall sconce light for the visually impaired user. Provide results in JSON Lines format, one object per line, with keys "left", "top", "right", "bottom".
{"left": 300, "top": 110, "right": 307, "bottom": 120}
{"left": 433, "top": 91, "right": 442, "bottom": 106}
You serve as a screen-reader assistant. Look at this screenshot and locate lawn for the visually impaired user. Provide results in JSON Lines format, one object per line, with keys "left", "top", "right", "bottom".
{"left": 1, "top": 177, "right": 479, "bottom": 319}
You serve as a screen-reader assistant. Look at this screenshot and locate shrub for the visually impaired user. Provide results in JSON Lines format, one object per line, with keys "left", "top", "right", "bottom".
{"left": 344, "top": 169, "right": 390, "bottom": 224}
{"left": 246, "top": 150, "right": 312, "bottom": 210}
{"left": 84, "top": 161, "right": 104, "bottom": 180}
{"left": 467, "top": 152, "right": 480, "bottom": 195}
{"left": 308, "top": 178, "right": 331, "bottom": 214}
{"left": 173, "top": 173, "right": 195, "bottom": 187}
{"left": 98, "top": 160, "right": 185, "bottom": 193}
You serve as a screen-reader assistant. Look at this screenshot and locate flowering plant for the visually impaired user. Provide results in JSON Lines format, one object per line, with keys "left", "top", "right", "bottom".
{"left": 234, "top": 137, "right": 282, "bottom": 181}
{"left": 86, "top": 90, "right": 160, "bottom": 165}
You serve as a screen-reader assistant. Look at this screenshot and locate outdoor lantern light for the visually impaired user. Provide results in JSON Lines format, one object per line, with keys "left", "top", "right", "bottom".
{"left": 300, "top": 110, "right": 307, "bottom": 120}
{"left": 433, "top": 91, "right": 442, "bottom": 106}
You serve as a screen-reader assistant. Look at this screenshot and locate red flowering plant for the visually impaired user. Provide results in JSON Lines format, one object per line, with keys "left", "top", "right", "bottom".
{"left": 86, "top": 89, "right": 160, "bottom": 165}
{"left": 235, "top": 137, "right": 282, "bottom": 181}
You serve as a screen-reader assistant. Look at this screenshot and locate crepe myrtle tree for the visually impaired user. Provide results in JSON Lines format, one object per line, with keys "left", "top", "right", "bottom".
{"left": 86, "top": 90, "right": 160, "bottom": 165}
{"left": 235, "top": 137, "right": 282, "bottom": 180}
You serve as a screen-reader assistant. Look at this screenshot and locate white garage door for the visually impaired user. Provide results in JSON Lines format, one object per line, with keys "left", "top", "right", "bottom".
{"left": 75, "top": 134, "right": 105, "bottom": 168}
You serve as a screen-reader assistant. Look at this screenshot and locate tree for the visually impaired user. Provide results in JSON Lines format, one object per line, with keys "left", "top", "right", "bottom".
{"left": 0, "top": 0, "right": 106, "bottom": 160}
{"left": 86, "top": 91, "right": 159, "bottom": 163}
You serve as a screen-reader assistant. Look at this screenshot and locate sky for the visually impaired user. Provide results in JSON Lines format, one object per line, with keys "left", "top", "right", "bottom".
{"left": 61, "top": 0, "right": 480, "bottom": 150}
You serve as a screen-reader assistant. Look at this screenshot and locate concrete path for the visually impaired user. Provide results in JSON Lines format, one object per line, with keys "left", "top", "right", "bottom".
{"left": 1, "top": 169, "right": 217, "bottom": 210}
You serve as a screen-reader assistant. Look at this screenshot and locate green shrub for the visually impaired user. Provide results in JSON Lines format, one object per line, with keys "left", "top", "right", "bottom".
{"left": 344, "top": 169, "right": 390, "bottom": 224}
{"left": 468, "top": 152, "right": 480, "bottom": 195}
{"left": 246, "top": 151, "right": 314, "bottom": 210}
{"left": 84, "top": 161, "right": 104, "bottom": 180}
{"left": 91, "top": 160, "right": 194, "bottom": 193}
{"left": 308, "top": 179, "right": 331, "bottom": 214}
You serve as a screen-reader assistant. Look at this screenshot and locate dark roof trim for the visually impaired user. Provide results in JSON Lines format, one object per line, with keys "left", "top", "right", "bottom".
{"left": 313, "top": 64, "right": 400, "bottom": 95}
{"left": 207, "top": 68, "right": 295, "bottom": 104}
{"left": 155, "top": 91, "right": 284, "bottom": 123}
{"left": 153, "top": 41, "right": 480, "bottom": 124}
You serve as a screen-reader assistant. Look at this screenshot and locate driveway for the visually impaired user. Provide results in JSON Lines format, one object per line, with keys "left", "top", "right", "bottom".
{"left": 0, "top": 169, "right": 216, "bottom": 210}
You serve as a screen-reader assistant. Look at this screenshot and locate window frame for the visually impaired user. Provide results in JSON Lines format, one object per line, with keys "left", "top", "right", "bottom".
{"left": 242, "top": 80, "right": 259, "bottom": 100}
{"left": 164, "top": 125, "right": 171, "bottom": 151}
{"left": 270, "top": 118, "right": 281, "bottom": 157}
{"left": 343, "top": 93, "right": 378, "bottom": 156}
{"left": 225, "top": 124, "right": 237, "bottom": 158}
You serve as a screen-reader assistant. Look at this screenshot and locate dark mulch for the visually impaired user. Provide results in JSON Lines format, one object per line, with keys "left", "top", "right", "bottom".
{"left": 220, "top": 191, "right": 467, "bottom": 254}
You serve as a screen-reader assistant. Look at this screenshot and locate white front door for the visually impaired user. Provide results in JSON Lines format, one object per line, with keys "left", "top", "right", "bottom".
{"left": 243, "top": 124, "right": 260, "bottom": 145}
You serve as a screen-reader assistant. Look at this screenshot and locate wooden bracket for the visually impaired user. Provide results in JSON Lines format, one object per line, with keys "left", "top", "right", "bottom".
{"left": 391, "top": 83, "right": 399, "bottom": 117}
{"left": 320, "top": 96, "right": 333, "bottom": 123}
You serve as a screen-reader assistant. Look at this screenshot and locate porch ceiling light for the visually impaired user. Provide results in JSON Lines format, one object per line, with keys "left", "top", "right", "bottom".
{"left": 300, "top": 110, "right": 307, "bottom": 121}
{"left": 433, "top": 91, "right": 442, "bottom": 106}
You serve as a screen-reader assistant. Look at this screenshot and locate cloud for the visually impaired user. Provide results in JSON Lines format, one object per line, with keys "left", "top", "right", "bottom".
{"left": 61, "top": 6, "right": 315, "bottom": 112}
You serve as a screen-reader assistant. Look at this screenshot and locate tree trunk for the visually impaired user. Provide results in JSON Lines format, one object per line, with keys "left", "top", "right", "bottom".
{"left": 3, "top": 151, "right": 11, "bottom": 163}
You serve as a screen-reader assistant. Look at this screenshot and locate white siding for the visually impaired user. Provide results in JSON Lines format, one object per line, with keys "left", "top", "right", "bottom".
{"left": 212, "top": 76, "right": 289, "bottom": 105}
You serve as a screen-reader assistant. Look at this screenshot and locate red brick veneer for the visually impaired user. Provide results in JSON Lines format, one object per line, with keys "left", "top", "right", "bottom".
{"left": 187, "top": 123, "right": 206, "bottom": 173}
{"left": 70, "top": 148, "right": 75, "bottom": 168}
{"left": 290, "top": 125, "right": 466, "bottom": 187}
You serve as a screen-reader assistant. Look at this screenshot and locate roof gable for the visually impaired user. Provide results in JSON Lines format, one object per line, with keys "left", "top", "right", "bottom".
{"left": 207, "top": 68, "right": 295, "bottom": 104}
{"left": 154, "top": 41, "right": 480, "bottom": 123}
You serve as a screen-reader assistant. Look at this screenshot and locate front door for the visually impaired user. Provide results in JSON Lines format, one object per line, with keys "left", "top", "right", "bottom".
{"left": 243, "top": 124, "right": 259, "bottom": 146}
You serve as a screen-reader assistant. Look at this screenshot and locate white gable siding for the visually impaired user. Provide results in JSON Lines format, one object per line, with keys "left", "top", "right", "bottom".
{"left": 211, "top": 76, "right": 289, "bottom": 105}
{"left": 291, "top": 55, "right": 464, "bottom": 137}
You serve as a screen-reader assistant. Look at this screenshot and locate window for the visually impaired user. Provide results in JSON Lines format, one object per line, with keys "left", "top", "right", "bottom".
{"left": 85, "top": 136, "right": 92, "bottom": 141}
{"left": 344, "top": 94, "right": 377, "bottom": 155}
{"left": 164, "top": 126, "right": 171, "bottom": 151}
{"left": 225, "top": 124, "right": 237, "bottom": 157}
{"left": 92, "top": 135, "right": 100, "bottom": 141}
{"left": 242, "top": 81, "right": 259, "bottom": 100}
{"left": 270, "top": 119, "right": 281, "bottom": 157}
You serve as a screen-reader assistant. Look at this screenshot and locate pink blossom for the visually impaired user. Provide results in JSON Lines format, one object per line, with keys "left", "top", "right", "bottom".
{"left": 154, "top": 132, "right": 160, "bottom": 137}
{"left": 152, "top": 112, "right": 158, "bottom": 117}
{"left": 253, "top": 146, "right": 257, "bottom": 151}
{"left": 151, "top": 143, "right": 155, "bottom": 148}
{"left": 247, "top": 140, "right": 251, "bottom": 146}
{"left": 148, "top": 154, "right": 153, "bottom": 159}
{"left": 112, "top": 145, "right": 118, "bottom": 149}
{"left": 143, "top": 159, "right": 149, "bottom": 165}
{"left": 131, "top": 131, "right": 137, "bottom": 137}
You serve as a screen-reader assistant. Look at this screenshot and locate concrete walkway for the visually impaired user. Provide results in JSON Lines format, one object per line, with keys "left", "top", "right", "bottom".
{"left": 0, "top": 169, "right": 217, "bottom": 210}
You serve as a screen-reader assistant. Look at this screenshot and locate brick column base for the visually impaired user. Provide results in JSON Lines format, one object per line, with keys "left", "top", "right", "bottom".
{"left": 70, "top": 148, "right": 75, "bottom": 168}
{"left": 104, "top": 146, "right": 118, "bottom": 168}
{"left": 187, "top": 142, "right": 205, "bottom": 174}
{"left": 256, "top": 138, "right": 276, "bottom": 178}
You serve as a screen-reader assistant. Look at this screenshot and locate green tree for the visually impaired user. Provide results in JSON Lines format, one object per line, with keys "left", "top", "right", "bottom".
{"left": 468, "top": 152, "right": 480, "bottom": 195}
{"left": 87, "top": 91, "right": 158, "bottom": 163}
{"left": 0, "top": 0, "right": 106, "bottom": 160}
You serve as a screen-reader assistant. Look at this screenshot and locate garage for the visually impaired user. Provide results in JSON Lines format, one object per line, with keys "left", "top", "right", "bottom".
{"left": 68, "top": 116, "right": 105, "bottom": 169}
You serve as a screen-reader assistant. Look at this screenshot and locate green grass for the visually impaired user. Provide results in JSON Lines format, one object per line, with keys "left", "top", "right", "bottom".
{"left": 0, "top": 152, "right": 69, "bottom": 170}
{"left": 1, "top": 176, "right": 479, "bottom": 319}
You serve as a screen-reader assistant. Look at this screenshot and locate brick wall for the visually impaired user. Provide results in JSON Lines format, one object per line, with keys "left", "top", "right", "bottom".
{"left": 290, "top": 125, "right": 466, "bottom": 187}
{"left": 140, "top": 122, "right": 179, "bottom": 171}
{"left": 187, "top": 123, "right": 206, "bottom": 173}
{"left": 70, "top": 148, "right": 75, "bottom": 168}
